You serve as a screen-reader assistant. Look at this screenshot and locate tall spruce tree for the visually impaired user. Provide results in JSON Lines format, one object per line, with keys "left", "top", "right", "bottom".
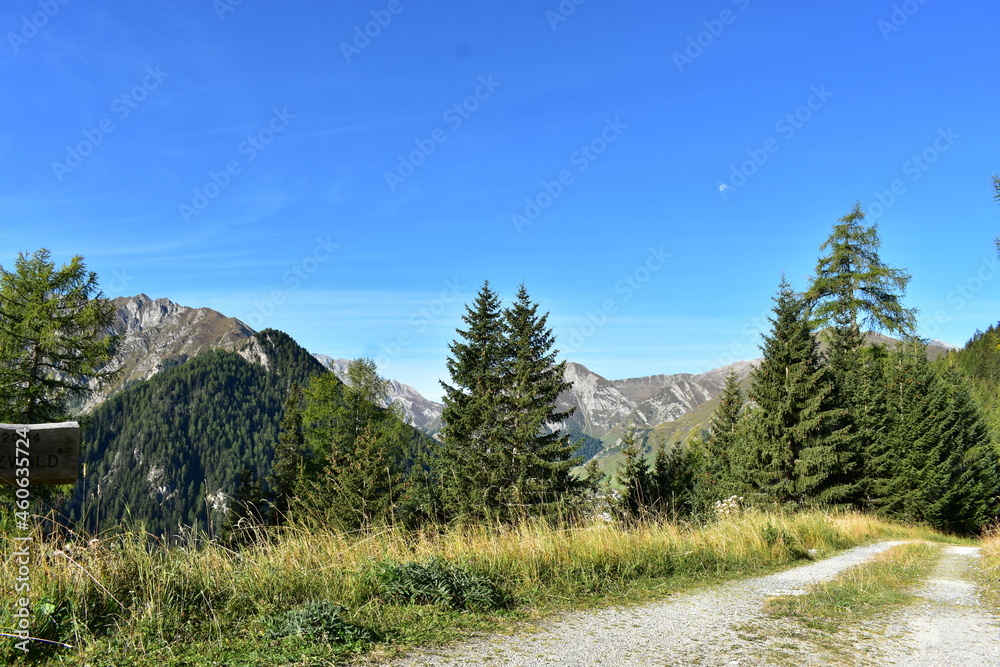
{"left": 651, "top": 438, "right": 671, "bottom": 513}
{"left": 871, "top": 344, "right": 999, "bottom": 533}
{"left": 746, "top": 278, "right": 853, "bottom": 507}
{"left": 615, "top": 426, "right": 651, "bottom": 521}
{"left": 502, "top": 284, "right": 580, "bottom": 513}
{"left": 817, "top": 318, "right": 868, "bottom": 507}
{"left": 852, "top": 344, "right": 892, "bottom": 507}
{"left": 660, "top": 440, "right": 700, "bottom": 519}
{"left": 805, "top": 203, "right": 917, "bottom": 337}
{"left": 438, "top": 282, "right": 579, "bottom": 522}
{"left": 700, "top": 370, "right": 744, "bottom": 503}
{"left": 438, "top": 282, "right": 511, "bottom": 521}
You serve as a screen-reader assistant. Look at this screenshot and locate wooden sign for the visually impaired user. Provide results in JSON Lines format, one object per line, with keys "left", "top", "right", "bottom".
{"left": 0, "top": 422, "right": 80, "bottom": 485}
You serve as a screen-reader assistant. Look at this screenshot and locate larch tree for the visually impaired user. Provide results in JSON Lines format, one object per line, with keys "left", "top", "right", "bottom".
{"left": 805, "top": 202, "right": 917, "bottom": 338}
{"left": 0, "top": 249, "right": 119, "bottom": 423}
{"left": 302, "top": 359, "right": 410, "bottom": 529}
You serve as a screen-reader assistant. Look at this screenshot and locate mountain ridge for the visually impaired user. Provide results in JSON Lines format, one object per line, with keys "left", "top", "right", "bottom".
{"left": 87, "top": 294, "right": 953, "bottom": 466}
{"left": 88, "top": 294, "right": 759, "bottom": 449}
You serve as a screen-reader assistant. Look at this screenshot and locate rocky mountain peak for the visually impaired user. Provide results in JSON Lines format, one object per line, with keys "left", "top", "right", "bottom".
{"left": 79, "top": 295, "right": 254, "bottom": 412}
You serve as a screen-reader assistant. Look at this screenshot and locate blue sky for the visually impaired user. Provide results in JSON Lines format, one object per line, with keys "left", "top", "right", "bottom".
{"left": 2, "top": 0, "right": 998, "bottom": 401}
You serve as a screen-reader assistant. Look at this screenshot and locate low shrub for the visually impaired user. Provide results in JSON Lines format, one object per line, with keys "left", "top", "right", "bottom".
{"left": 375, "top": 557, "right": 513, "bottom": 611}
{"left": 265, "top": 600, "right": 377, "bottom": 644}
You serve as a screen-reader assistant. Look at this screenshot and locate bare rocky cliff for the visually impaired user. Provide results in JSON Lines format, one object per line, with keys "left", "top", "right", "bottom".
{"left": 557, "top": 359, "right": 758, "bottom": 441}
{"left": 80, "top": 294, "right": 254, "bottom": 412}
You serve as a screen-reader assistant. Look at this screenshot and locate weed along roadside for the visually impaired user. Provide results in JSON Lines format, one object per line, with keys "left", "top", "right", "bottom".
{"left": 0, "top": 510, "right": 963, "bottom": 666}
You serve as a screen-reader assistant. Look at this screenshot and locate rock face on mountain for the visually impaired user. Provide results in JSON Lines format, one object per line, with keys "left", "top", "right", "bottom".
{"left": 80, "top": 294, "right": 254, "bottom": 411}
{"left": 306, "top": 356, "right": 759, "bottom": 446}
{"left": 312, "top": 355, "right": 444, "bottom": 435}
{"left": 82, "top": 295, "right": 444, "bottom": 434}
{"left": 557, "top": 360, "right": 757, "bottom": 441}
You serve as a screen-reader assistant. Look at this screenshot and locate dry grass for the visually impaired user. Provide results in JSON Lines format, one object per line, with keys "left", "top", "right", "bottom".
{"left": 981, "top": 525, "right": 1000, "bottom": 604}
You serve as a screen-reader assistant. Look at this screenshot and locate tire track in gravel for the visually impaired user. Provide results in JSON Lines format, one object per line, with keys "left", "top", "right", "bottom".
{"left": 383, "top": 541, "right": 909, "bottom": 666}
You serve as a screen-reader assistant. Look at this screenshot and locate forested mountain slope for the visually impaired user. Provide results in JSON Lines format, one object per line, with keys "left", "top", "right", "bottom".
{"left": 76, "top": 294, "right": 254, "bottom": 412}
{"left": 63, "top": 330, "right": 329, "bottom": 536}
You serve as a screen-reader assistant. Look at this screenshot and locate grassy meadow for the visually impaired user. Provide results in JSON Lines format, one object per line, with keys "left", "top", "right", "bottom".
{"left": 0, "top": 510, "right": 975, "bottom": 666}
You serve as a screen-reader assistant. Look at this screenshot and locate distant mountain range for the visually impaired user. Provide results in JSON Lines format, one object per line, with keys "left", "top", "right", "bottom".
{"left": 84, "top": 295, "right": 762, "bottom": 456}
{"left": 60, "top": 294, "right": 966, "bottom": 534}
{"left": 84, "top": 294, "right": 957, "bottom": 467}
{"left": 558, "top": 360, "right": 757, "bottom": 440}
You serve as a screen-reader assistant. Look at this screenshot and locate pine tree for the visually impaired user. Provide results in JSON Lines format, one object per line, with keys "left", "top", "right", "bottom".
{"left": 301, "top": 360, "right": 410, "bottom": 529}
{"left": 700, "top": 370, "right": 744, "bottom": 503}
{"left": 502, "top": 284, "right": 580, "bottom": 514}
{"left": 805, "top": 203, "right": 917, "bottom": 337}
{"left": 0, "top": 249, "right": 119, "bottom": 423}
{"left": 615, "top": 426, "right": 651, "bottom": 521}
{"left": 746, "top": 278, "right": 852, "bottom": 507}
{"left": 269, "top": 382, "right": 306, "bottom": 522}
{"left": 438, "top": 281, "right": 510, "bottom": 521}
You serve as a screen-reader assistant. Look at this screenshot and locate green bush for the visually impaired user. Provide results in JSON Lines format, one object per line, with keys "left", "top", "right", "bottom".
{"left": 375, "top": 558, "right": 512, "bottom": 611}
{"left": 265, "top": 600, "right": 376, "bottom": 644}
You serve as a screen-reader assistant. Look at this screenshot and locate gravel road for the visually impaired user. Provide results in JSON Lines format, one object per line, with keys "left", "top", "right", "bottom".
{"left": 384, "top": 541, "right": 939, "bottom": 666}
{"left": 868, "top": 545, "right": 1000, "bottom": 666}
